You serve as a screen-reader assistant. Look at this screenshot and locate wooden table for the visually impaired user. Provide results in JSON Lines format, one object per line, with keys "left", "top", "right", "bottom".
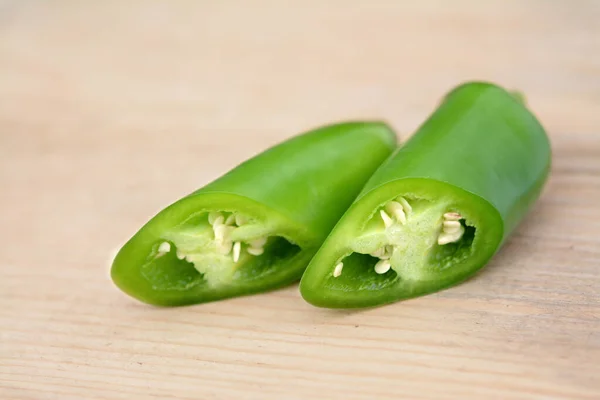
{"left": 2, "top": 1, "right": 599, "bottom": 399}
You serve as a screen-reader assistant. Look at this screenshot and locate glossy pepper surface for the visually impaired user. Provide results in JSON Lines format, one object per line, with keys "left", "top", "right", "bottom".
{"left": 111, "top": 122, "right": 396, "bottom": 306}
{"left": 300, "top": 82, "right": 551, "bottom": 308}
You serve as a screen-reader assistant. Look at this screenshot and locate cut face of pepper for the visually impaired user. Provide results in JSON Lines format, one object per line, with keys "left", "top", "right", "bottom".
{"left": 351, "top": 196, "right": 473, "bottom": 281}
{"left": 111, "top": 121, "right": 397, "bottom": 306}
{"left": 300, "top": 82, "right": 551, "bottom": 308}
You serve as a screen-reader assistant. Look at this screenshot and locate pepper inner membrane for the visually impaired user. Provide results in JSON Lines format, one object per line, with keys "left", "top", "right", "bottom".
{"left": 329, "top": 195, "right": 476, "bottom": 287}
{"left": 141, "top": 211, "right": 301, "bottom": 291}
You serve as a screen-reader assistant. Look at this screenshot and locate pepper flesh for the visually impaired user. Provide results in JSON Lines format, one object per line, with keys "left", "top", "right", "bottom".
{"left": 111, "top": 121, "right": 396, "bottom": 306}
{"left": 300, "top": 82, "right": 551, "bottom": 308}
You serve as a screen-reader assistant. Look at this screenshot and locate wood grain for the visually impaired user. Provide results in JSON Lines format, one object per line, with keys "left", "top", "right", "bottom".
{"left": 1, "top": 1, "right": 599, "bottom": 399}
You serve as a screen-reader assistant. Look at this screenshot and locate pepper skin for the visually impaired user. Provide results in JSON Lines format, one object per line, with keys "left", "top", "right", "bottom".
{"left": 300, "top": 82, "right": 551, "bottom": 308}
{"left": 111, "top": 122, "right": 396, "bottom": 306}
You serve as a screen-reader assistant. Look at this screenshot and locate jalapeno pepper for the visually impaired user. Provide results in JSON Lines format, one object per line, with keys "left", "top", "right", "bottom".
{"left": 111, "top": 121, "right": 396, "bottom": 306}
{"left": 300, "top": 82, "right": 551, "bottom": 308}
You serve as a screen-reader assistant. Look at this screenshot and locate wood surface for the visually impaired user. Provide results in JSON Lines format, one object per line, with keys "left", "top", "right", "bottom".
{"left": 1, "top": 1, "right": 599, "bottom": 399}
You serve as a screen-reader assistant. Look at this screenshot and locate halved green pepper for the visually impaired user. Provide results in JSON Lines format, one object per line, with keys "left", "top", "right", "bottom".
{"left": 300, "top": 82, "right": 551, "bottom": 308}
{"left": 111, "top": 122, "right": 396, "bottom": 306}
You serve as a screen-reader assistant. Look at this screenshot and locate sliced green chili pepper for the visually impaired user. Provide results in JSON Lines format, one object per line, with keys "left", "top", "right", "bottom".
{"left": 300, "top": 82, "right": 551, "bottom": 308}
{"left": 111, "top": 122, "right": 396, "bottom": 306}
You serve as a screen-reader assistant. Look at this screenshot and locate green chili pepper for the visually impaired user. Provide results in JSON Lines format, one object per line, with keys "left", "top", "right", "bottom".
{"left": 111, "top": 122, "right": 396, "bottom": 306}
{"left": 300, "top": 82, "right": 551, "bottom": 308}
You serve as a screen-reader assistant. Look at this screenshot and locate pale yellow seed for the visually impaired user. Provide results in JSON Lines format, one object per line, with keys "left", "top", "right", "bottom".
{"left": 437, "top": 233, "right": 455, "bottom": 245}
{"left": 225, "top": 214, "right": 236, "bottom": 225}
{"left": 176, "top": 250, "right": 186, "bottom": 260}
{"left": 397, "top": 196, "right": 412, "bottom": 213}
{"left": 333, "top": 262, "right": 344, "bottom": 277}
{"left": 208, "top": 212, "right": 223, "bottom": 225}
{"left": 158, "top": 242, "right": 171, "bottom": 253}
{"left": 212, "top": 216, "right": 225, "bottom": 228}
{"left": 438, "top": 227, "right": 465, "bottom": 245}
{"left": 385, "top": 201, "right": 402, "bottom": 213}
{"left": 443, "top": 220, "right": 462, "bottom": 233}
{"left": 374, "top": 259, "right": 391, "bottom": 274}
{"left": 438, "top": 212, "right": 465, "bottom": 245}
{"left": 248, "top": 237, "right": 267, "bottom": 248}
{"left": 443, "top": 212, "right": 462, "bottom": 221}
{"left": 247, "top": 246, "right": 264, "bottom": 256}
{"left": 380, "top": 209, "right": 393, "bottom": 228}
{"left": 235, "top": 214, "right": 249, "bottom": 226}
{"left": 396, "top": 208, "right": 407, "bottom": 225}
{"left": 386, "top": 201, "right": 407, "bottom": 225}
{"left": 233, "top": 242, "right": 242, "bottom": 262}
